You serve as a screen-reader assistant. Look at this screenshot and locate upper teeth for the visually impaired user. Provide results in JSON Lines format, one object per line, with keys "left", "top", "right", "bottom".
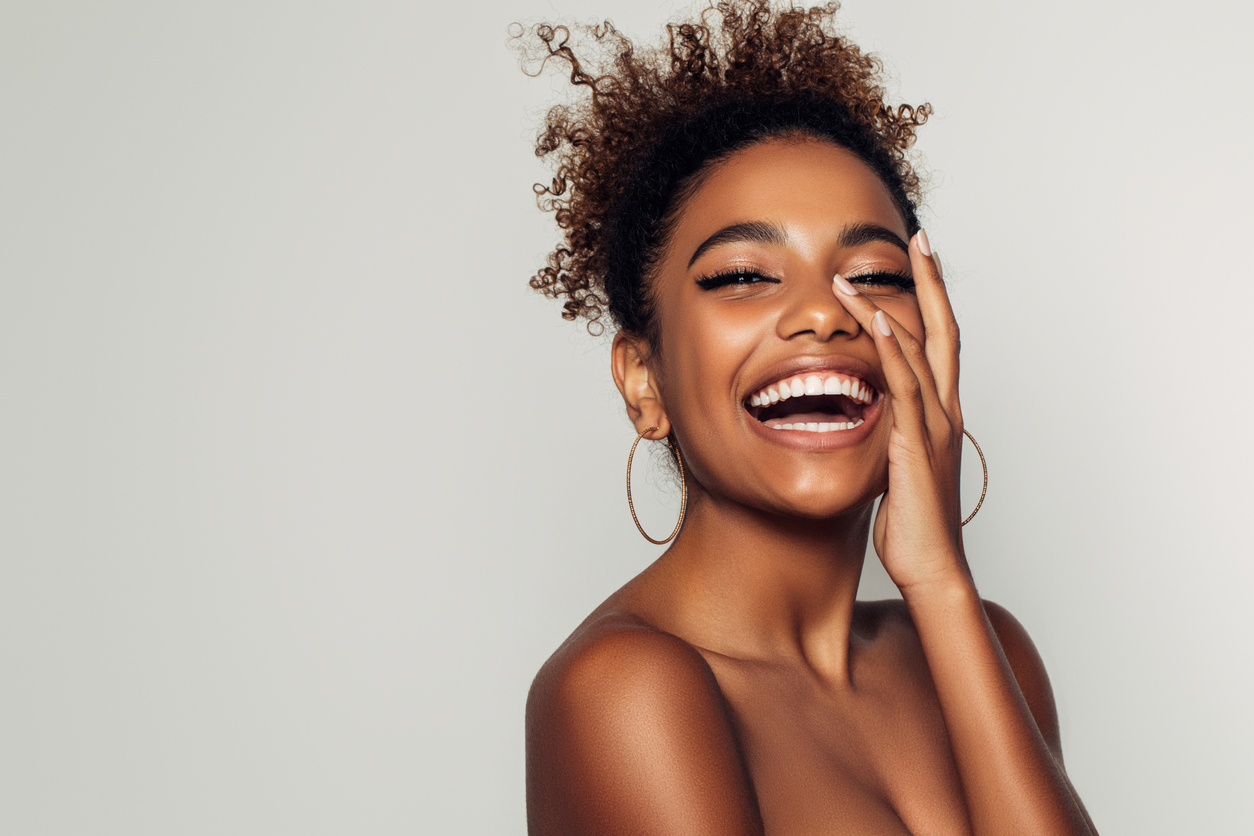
{"left": 748, "top": 373, "right": 874, "bottom": 408}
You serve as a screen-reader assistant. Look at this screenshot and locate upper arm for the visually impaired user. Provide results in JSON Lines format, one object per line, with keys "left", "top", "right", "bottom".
{"left": 983, "top": 600, "right": 1064, "bottom": 764}
{"left": 525, "top": 622, "right": 763, "bottom": 836}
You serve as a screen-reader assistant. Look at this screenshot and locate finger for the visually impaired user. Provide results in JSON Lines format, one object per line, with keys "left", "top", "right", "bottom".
{"left": 911, "top": 230, "right": 961, "bottom": 418}
{"left": 832, "top": 274, "right": 927, "bottom": 439}
{"left": 871, "top": 307, "right": 947, "bottom": 443}
{"left": 832, "top": 275, "right": 946, "bottom": 440}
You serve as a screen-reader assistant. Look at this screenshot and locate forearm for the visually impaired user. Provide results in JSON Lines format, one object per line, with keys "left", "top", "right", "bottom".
{"left": 902, "top": 569, "right": 1094, "bottom": 836}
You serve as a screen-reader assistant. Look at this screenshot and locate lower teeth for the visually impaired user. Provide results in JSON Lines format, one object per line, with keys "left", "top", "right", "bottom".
{"left": 769, "top": 419, "right": 864, "bottom": 432}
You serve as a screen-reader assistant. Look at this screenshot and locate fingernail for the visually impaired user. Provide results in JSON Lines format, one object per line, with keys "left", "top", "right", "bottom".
{"left": 932, "top": 250, "right": 943, "bottom": 280}
{"left": 833, "top": 273, "right": 859, "bottom": 295}
{"left": 915, "top": 229, "right": 932, "bottom": 257}
{"left": 873, "top": 310, "right": 893, "bottom": 337}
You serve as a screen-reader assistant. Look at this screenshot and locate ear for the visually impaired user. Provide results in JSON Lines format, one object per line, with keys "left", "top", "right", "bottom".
{"left": 611, "top": 331, "right": 671, "bottom": 440}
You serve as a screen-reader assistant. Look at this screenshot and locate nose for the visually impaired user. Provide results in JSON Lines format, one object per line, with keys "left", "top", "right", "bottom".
{"left": 776, "top": 273, "right": 861, "bottom": 342}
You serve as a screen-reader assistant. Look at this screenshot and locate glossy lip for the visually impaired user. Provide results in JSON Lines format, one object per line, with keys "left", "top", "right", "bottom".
{"left": 740, "top": 354, "right": 886, "bottom": 451}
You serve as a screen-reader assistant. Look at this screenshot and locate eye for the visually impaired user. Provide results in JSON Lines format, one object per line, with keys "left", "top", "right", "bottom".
{"left": 846, "top": 270, "right": 915, "bottom": 293}
{"left": 695, "top": 268, "right": 782, "bottom": 290}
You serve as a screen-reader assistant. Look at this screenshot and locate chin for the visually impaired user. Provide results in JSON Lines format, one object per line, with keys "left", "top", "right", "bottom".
{"left": 754, "top": 476, "right": 885, "bottom": 523}
{"left": 784, "top": 495, "right": 876, "bottom": 522}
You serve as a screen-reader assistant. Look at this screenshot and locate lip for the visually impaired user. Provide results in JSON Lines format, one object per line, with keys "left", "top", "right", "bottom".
{"left": 740, "top": 354, "right": 886, "bottom": 450}
{"left": 743, "top": 355, "right": 886, "bottom": 405}
{"left": 744, "top": 391, "right": 884, "bottom": 450}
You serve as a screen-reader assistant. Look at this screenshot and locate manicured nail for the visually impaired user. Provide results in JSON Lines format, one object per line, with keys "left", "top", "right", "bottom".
{"left": 833, "top": 273, "right": 859, "bottom": 295}
{"left": 932, "top": 250, "right": 943, "bottom": 280}
{"left": 915, "top": 229, "right": 932, "bottom": 257}
{"left": 873, "top": 310, "right": 893, "bottom": 337}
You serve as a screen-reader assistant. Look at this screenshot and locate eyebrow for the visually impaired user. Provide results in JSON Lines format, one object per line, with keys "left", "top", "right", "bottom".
{"left": 686, "top": 219, "right": 910, "bottom": 268}
{"left": 687, "top": 221, "right": 788, "bottom": 268}
{"left": 838, "top": 222, "right": 909, "bottom": 255}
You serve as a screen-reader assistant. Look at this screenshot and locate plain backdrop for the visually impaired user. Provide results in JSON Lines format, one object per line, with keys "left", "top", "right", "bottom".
{"left": 2, "top": 0, "right": 1251, "bottom": 833}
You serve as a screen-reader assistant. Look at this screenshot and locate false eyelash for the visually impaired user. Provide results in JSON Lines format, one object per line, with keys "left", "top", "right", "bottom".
{"left": 847, "top": 270, "right": 916, "bottom": 291}
{"left": 695, "top": 268, "right": 782, "bottom": 290}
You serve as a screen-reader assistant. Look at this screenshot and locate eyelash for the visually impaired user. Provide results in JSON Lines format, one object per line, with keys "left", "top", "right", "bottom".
{"left": 695, "top": 269, "right": 781, "bottom": 290}
{"left": 847, "top": 270, "right": 915, "bottom": 291}
{"left": 694, "top": 269, "right": 915, "bottom": 291}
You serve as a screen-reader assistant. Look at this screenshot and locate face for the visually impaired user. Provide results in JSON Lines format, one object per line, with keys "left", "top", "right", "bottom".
{"left": 635, "top": 138, "right": 925, "bottom": 520}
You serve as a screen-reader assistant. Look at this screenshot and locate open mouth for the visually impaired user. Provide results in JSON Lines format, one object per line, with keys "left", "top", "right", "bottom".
{"left": 745, "top": 371, "right": 877, "bottom": 433}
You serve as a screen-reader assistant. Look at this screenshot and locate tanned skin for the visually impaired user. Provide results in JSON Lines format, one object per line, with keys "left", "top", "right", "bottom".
{"left": 526, "top": 138, "right": 1097, "bottom": 836}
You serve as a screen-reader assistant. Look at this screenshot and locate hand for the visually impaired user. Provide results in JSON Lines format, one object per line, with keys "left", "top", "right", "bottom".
{"left": 832, "top": 231, "right": 968, "bottom": 592}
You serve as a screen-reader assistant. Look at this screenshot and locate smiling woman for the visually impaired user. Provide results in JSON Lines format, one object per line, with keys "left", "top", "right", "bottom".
{"left": 519, "top": 2, "right": 1097, "bottom": 834}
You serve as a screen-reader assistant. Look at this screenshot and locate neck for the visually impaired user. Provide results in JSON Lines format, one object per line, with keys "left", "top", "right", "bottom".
{"left": 639, "top": 490, "right": 875, "bottom": 685}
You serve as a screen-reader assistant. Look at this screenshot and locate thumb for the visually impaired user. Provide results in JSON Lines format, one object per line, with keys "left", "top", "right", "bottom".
{"left": 872, "top": 493, "right": 889, "bottom": 558}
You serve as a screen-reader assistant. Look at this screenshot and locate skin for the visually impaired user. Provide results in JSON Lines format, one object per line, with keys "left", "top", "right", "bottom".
{"left": 526, "top": 138, "right": 1098, "bottom": 835}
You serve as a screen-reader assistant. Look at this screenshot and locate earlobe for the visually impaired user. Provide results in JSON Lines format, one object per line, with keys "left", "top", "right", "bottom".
{"left": 611, "top": 332, "right": 671, "bottom": 439}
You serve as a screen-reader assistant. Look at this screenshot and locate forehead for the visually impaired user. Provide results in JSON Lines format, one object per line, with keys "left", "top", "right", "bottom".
{"left": 668, "top": 138, "right": 908, "bottom": 255}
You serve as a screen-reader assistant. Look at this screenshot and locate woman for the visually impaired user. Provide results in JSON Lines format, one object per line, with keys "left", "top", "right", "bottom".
{"left": 520, "top": 2, "right": 1097, "bottom": 833}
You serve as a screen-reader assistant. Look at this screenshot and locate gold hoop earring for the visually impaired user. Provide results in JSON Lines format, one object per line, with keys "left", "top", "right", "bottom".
{"left": 961, "top": 428, "right": 988, "bottom": 527}
{"left": 626, "top": 426, "right": 687, "bottom": 545}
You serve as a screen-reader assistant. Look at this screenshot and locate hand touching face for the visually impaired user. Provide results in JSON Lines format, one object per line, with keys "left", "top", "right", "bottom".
{"left": 614, "top": 138, "right": 927, "bottom": 520}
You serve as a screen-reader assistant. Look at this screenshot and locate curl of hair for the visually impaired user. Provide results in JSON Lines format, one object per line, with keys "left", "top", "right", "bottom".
{"left": 516, "top": 1, "right": 930, "bottom": 342}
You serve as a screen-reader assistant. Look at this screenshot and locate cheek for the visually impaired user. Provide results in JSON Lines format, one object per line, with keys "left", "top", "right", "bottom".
{"left": 658, "top": 301, "right": 768, "bottom": 384}
{"left": 882, "top": 297, "right": 925, "bottom": 341}
{"left": 653, "top": 307, "right": 766, "bottom": 435}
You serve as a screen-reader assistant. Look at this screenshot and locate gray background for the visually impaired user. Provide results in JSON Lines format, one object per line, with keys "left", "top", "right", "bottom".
{"left": 2, "top": 0, "right": 1250, "bottom": 832}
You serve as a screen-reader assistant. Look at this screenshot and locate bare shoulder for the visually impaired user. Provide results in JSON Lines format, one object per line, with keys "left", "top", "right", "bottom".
{"left": 982, "top": 599, "right": 1065, "bottom": 763}
{"left": 531, "top": 611, "right": 719, "bottom": 710}
{"left": 526, "top": 612, "right": 762, "bottom": 836}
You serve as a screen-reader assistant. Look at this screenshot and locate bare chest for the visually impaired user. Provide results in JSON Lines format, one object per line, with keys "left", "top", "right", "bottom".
{"left": 699, "top": 649, "right": 973, "bottom": 836}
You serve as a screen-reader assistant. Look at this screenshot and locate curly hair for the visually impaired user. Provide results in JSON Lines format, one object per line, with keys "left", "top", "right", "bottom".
{"left": 518, "top": 0, "right": 930, "bottom": 343}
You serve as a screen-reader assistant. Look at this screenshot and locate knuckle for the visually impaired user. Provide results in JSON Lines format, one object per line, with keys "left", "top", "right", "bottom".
{"left": 898, "top": 377, "right": 922, "bottom": 400}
